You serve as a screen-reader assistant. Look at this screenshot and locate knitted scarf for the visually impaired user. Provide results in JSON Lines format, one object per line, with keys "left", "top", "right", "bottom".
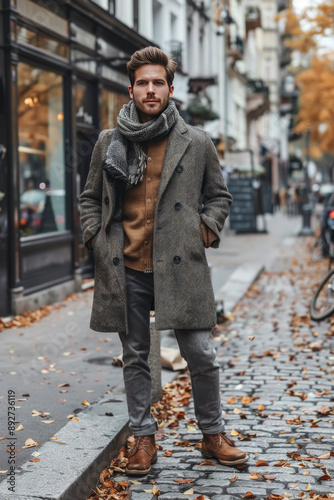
{"left": 103, "top": 99, "right": 178, "bottom": 190}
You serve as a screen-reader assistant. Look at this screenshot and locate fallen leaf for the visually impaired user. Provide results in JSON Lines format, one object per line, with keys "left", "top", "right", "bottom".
{"left": 248, "top": 336, "right": 255, "bottom": 341}
{"left": 233, "top": 408, "right": 246, "bottom": 414}
{"left": 249, "top": 472, "right": 262, "bottom": 480}
{"left": 42, "top": 420, "right": 54, "bottom": 424}
{"left": 227, "top": 396, "right": 236, "bottom": 404}
{"left": 29, "top": 458, "right": 40, "bottom": 462}
{"left": 256, "top": 460, "right": 269, "bottom": 466}
{"left": 199, "top": 460, "right": 215, "bottom": 466}
{"left": 318, "top": 452, "right": 330, "bottom": 459}
{"left": 231, "top": 429, "right": 240, "bottom": 436}
{"left": 183, "top": 488, "right": 194, "bottom": 495}
{"left": 319, "top": 474, "right": 331, "bottom": 480}
{"left": 57, "top": 383, "right": 70, "bottom": 387}
{"left": 0, "top": 471, "right": 8, "bottom": 474}
{"left": 81, "top": 400, "right": 90, "bottom": 406}
{"left": 22, "top": 438, "right": 38, "bottom": 449}
{"left": 243, "top": 493, "right": 256, "bottom": 499}
{"left": 230, "top": 475, "right": 238, "bottom": 482}
{"left": 173, "top": 479, "right": 195, "bottom": 484}
{"left": 15, "top": 424, "right": 24, "bottom": 431}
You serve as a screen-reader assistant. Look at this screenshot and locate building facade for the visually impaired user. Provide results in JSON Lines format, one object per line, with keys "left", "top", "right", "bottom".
{"left": 0, "top": 0, "right": 155, "bottom": 316}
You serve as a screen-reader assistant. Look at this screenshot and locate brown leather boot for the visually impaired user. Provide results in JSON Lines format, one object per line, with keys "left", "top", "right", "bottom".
{"left": 125, "top": 435, "right": 157, "bottom": 475}
{"left": 201, "top": 432, "right": 248, "bottom": 466}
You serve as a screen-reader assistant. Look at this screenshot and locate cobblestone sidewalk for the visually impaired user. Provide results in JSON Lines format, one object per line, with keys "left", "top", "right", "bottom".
{"left": 101, "top": 239, "right": 334, "bottom": 500}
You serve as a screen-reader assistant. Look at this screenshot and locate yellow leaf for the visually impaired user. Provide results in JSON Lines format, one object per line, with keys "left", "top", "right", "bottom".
{"left": 318, "top": 452, "right": 330, "bottom": 459}
{"left": 248, "top": 336, "right": 255, "bottom": 341}
{"left": 305, "top": 483, "right": 311, "bottom": 491}
{"left": 22, "top": 438, "right": 38, "bottom": 449}
{"left": 183, "top": 488, "right": 194, "bottom": 495}
{"left": 50, "top": 436, "right": 59, "bottom": 440}
{"left": 15, "top": 424, "right": 24, "bottom": 431}
{"left": 233, "top": 408, "right": 246, "bottom": 414}
{"left": 249, "top": 472, "right": 262, "bottom": 480}
{"left": 286, "top": 436, "right": 295, "bottom": 443}
{"left": 42, "top": 420, "right": 54, "bottom": 424}
{"left": 0, "top": 470, "right": 8, "bottom": 474}
{"left": 81, "top": 400, "right": 90, "bottom": 406}
{"left": 231, "top": 430, "right": 240, "bottom": 436}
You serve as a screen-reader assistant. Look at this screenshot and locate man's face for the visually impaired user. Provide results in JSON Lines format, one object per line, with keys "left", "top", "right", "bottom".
{"left": 128, "top": 64, "right": 174, "bottom": 123}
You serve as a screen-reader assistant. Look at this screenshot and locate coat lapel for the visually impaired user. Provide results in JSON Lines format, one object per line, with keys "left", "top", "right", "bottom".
{"left": 157, "top": 117, "right": 191, "bottom": 203}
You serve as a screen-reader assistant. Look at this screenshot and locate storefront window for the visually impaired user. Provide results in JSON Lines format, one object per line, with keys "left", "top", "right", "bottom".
{"left": 17, "top": 63, "right": 66, "bottom": 237}
{"left": 100, "top": 88, "right": 129, "bottom": 130}
{"left": 17, "top": 25, "right": 69, "bottom": 60}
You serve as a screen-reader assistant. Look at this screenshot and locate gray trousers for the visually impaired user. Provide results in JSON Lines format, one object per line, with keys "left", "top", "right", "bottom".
{"left": 118, "top": 267, "right": 224, "bottom": 436}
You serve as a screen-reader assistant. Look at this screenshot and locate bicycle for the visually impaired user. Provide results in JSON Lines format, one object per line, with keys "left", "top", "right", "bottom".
{"left": 310, "top": 208, "right": 334, "bottom": 321}
{"left": 311, "top": 193, "right": 334, "bottom": 263}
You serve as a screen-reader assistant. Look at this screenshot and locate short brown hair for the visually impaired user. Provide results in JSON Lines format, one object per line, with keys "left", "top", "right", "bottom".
{"left": 127, "top": 46, "right": 177, "bottom": 87}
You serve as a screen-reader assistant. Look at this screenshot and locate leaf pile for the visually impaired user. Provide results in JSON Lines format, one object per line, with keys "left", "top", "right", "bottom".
{"left": 86, "top": 374, "right": 192, "bottom": 499}
{"left": 0, "top": 305, "right": 63, "bottom": 331}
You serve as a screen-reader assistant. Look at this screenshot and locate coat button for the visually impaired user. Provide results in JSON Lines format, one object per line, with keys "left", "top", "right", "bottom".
{"left": 175, "top": 165, "right": 183, "bottom": 173}
{"left": 174, "top": 256, "right": 181, "bottom": 264}
{"left": 175, "top": 202, "right": 182, "bottom": 211}
{"left": 104, "top": 196, "right": 109, "bottom": 205}
{"left": 113, "top": 257, "right": 120, "bottom": 266}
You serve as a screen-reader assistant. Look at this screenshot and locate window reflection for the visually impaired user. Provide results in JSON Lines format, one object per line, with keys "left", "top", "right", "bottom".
{"left": 100, "top": 88, "right": 129, "bottom": 130}
{"left": 18, "top": 63, "right": 66, "bottom": 237}
{"left": 17, "top": 25, "right": 69, "bottom": 60}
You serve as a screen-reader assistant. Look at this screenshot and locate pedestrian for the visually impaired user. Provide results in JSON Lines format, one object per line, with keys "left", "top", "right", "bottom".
{"left": 80, "top": 46, "right": 248, "bottom": 475}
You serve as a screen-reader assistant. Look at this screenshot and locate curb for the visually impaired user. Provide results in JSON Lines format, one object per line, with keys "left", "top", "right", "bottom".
{"left": 0, "top": 394, "right": 129, "bottom": 500}
{"left": 215, "top": 262, "right": 265, "bottom": 313}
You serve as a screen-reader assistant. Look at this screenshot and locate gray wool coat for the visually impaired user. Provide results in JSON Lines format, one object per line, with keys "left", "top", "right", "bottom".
{"left": 79, "top": 115, "right": 232, "bottom": 333}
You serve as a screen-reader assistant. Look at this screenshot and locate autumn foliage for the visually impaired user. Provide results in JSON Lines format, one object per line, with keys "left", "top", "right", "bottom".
{"left": 282, "top": 0, "right": 334, "bottom": 156}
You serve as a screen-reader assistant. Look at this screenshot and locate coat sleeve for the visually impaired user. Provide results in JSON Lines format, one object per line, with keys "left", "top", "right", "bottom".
{"left": 79, "top": 130, "right": 108, "bottom": 250}
{"left": 200, "top": 133, "right": 233, "bottom": 248}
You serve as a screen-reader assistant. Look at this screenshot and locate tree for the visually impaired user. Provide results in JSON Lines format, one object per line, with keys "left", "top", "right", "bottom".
{"left": 281, "top": 0, "right": 334, "bottom": 156}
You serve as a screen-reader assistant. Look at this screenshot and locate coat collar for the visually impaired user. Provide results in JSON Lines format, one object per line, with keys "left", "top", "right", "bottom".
{"left": 157, "top": 116, "right": 191, "bottom": 203}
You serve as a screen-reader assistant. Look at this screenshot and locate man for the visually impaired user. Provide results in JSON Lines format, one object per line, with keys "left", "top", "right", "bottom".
{"left": 80, "top": 46, "right": 248, "bottom": 475}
